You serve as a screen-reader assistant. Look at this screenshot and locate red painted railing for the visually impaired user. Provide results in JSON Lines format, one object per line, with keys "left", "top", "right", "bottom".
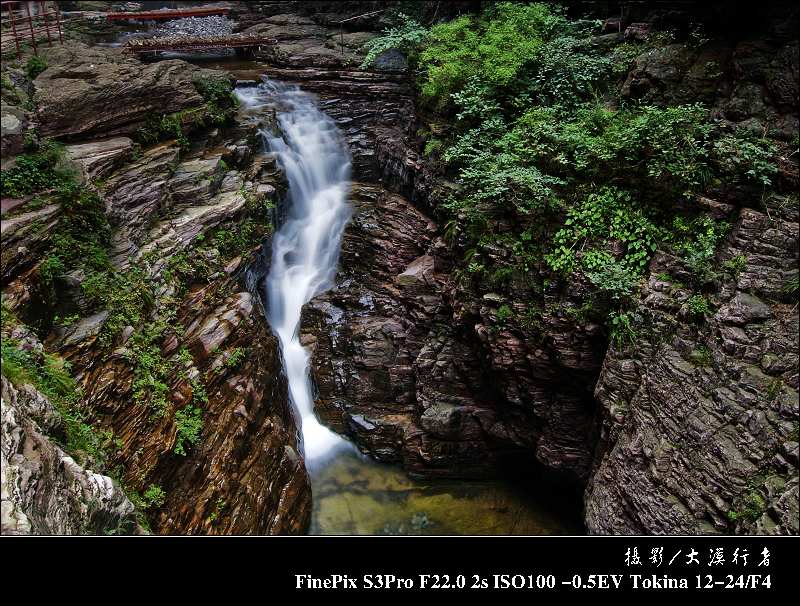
{"left": 0, "top": 1, "right": 63, "bottom": 59}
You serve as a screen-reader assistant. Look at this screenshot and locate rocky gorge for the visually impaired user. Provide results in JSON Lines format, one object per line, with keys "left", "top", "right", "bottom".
{"left": 1, "top": 1, "right": 797, "bottom": 536}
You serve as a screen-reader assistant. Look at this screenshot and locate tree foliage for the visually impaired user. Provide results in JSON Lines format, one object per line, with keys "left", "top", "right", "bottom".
{"left": 360, "top": 13, "right": 429, "bottom": 69}
{"left": 380, "top": 1, "right": 781, "bottom": 337}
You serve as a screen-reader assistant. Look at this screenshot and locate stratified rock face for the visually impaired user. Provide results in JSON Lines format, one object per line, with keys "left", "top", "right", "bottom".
{"left": 447, "top": 270, "right": 603, "bottom": 482}
{"left": 304, "top": 183, "right": 511, "bottom": 477}
{"left": 301, "top": 182, "right": 595, "bottom": 479}
{"left": 244, "top": 14, "right": 354, "bottom": 67}
{"left": 33, "top": 42, "right": 226, "bottom": 140}
{"left": 1, "top": 376, "right": 138, "bottom": 535}
{"left": 1, "top": 104, "right": 27, "bottom": 158}
{"left": 2, "top": 43, "right": 311, "bottom": 535}
{"left": 44, "top": 128, "right": 311, "bottom": 534}
{"left": 64, "top": 137, "right": 133, "bottom": 183}
{"left": 54, "top": 278, "right": 310, "bottom": 535}
{"left": 622, "top": 38, "right": 799, "bottom": 139}
{"left": 585, "top": 8, "right": 800, "bottom": 530}
{"left": 0, "top": 204, "right": 60, "bottom": 284}
{"left": 586, "top": 201, "right": 799, "bottom": 535}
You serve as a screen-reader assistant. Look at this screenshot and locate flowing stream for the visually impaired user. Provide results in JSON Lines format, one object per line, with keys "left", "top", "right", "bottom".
{"left": 235, "top": 78, "right": 581, "bottom": 535}
{"left": 238, "top": 80, "right": 353, "bottom": 464}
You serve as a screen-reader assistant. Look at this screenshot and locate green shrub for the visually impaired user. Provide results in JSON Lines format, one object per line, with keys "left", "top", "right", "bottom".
{"left": 722, "top": 254, "right": 747, "bottom": 276}
{"left": 766, "top": 378, "right": 783, "bottom": 401}
{"left": 163, "top": 250, "right": 212, "bottom": 293}
{"left": 670, "top": 216, "right": 728, "bottom": 282}
{"left": 189, "top": 376, "right": 208, "bottom": 405}
{"left": 360, "top": 13, "right": 429, "bottom": 69}
{"left": 193, "top": 75, "right": 233, "bottom": 106}
{"left": 174, "top": 405, "right": 203, "bottom": 456}
{"left": 418, "top": 3, "right": 565, "bottom": 106}
{"left": 546, "top": 187, "right": 661, "bottom": 276}
{"left": 25, "top": 55, "right": 47, "bottom": 79}
{"left": 208, "top": 497, "right": 225, "bottom": 523}
{"left": 445, "top": 101, "right": 717, "bottom": 284}
{"left": 713, "top": 129, "right": 778, "bottom": 187}
{"left": 142, "top": 484, "right": 166, "bottom": 509}
{"left": 82, "top": 267, "right": 154, "bottom": 345}
{"left": 193, "top": 75, "right": 236, "bottom": 125}
{"left": 608, "top": 310, "right": 638, "bottom": 348}
{"left": 178, "top": 347, "right": 193, "bottom": 365}
{"left": 728, "top": 491, "right": 767, "bottom": 523}
{"left": 495, "top": 304, "right": 513, "bottom": 322}
{"left": 38, "top": 184, "right": 112, "bottom": 289}
{"left": 0, "top": 140, "right": 72, "bottom": 198}
{"left": 686, "top": 294, "right": 712, "bottom": 319}
{"left": 1, "top": 72, "right": 15, "bottom": 93}
{"left": 242, "top": 187, "right": 275, "bottom": 222}
{"left": 136, "top": 112, "right": 190, "bottom": 149}
{"left": 0, "top": 339, "right": 37, "bottom": 387}
{"left": 22, "top": 129, "right": 39, "bottom": 151}
{"left": 53, "top": 313, "right": 79, "bottom": 328}
{"left": 225, "top": 347, "right": 246, "bottom": 369}
{"left": 782, "top": 274, "right": 799, "bottom": 301}
{"left": 565, "top": 104, "right": 713, "bottom": 191}
{"left": 423, "top": 138, "right": 443, "bottom": 156}
{"left": 443, "top": 129, "right": 564, "bottom": 223}
{"left": 584, "top": 258, "right": 641, "bottom": 303}
{"left": 520, "top": 33, "right": 610, "bottom": 108}
{"left": 689, "top": 346, "right": 712, "bottom": 367}
{"left": 211, "top": 219, "right": 266, "bottom": 259}
{"left": 386, "top": 1, "right": 783, "bottom": 353}
{"left": 126, "top": 322, "right": 173, "bottom": 418}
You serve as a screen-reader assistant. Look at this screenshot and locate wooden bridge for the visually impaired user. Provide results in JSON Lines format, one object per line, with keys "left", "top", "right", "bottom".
{"left": 106, "top": 6, "right": 229, "bottom": 22}
{"left": 125, "top": 33, "right": 278, "bottom": 55}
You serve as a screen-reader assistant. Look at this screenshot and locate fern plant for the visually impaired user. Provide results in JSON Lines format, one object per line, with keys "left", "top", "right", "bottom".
{"left": 360, "top": 14, "right": 429, "bottom": 69}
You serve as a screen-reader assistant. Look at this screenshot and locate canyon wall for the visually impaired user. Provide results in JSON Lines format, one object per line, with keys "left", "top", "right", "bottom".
{"left": 2, "top": 41, "right": 311, "bottom": 534}
{"left": 1, "top": 1, "right": 797, "bottom": 535}
{"left": 235, "top": 2, "right": 799, "bottom": 534}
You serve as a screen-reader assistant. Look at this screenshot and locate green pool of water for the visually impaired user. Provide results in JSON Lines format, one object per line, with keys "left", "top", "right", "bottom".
{"left": 308, "top": 449, "right": 583, "bottom": 535}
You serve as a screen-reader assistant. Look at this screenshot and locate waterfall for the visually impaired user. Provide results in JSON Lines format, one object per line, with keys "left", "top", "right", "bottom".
{"left": 236, "top": 80, "right": 352, "bottom": 464}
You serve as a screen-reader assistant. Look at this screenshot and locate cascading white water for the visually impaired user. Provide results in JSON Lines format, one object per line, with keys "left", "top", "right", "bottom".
{"left": 236, "top": 80, "right": 352, "bottom": 464}
{"left": 232, "top": 81, "right": 578, "bottom": 537}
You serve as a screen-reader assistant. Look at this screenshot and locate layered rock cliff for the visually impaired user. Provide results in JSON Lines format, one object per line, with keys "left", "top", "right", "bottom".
{"left": 232, "top": 2, "right": 799, "bottom": 533}
{"left": 1, "top": 1, "right": 797, "bottom": 536}
{"left": 2, "top": 40, "right": 311, "bottom": 534}
{"left": 2, "top": 374, "right": 138, "bottom": 534}
{"left": 235, "top": 6, "right": 606, "bottom": 485}
{"left": 586, "top": 199, "right": 799, "bottom": 534}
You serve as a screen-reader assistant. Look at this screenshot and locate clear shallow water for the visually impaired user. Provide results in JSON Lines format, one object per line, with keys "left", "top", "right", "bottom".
{"left": 310, "top": 450, "right": 583, "bottom": 535}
